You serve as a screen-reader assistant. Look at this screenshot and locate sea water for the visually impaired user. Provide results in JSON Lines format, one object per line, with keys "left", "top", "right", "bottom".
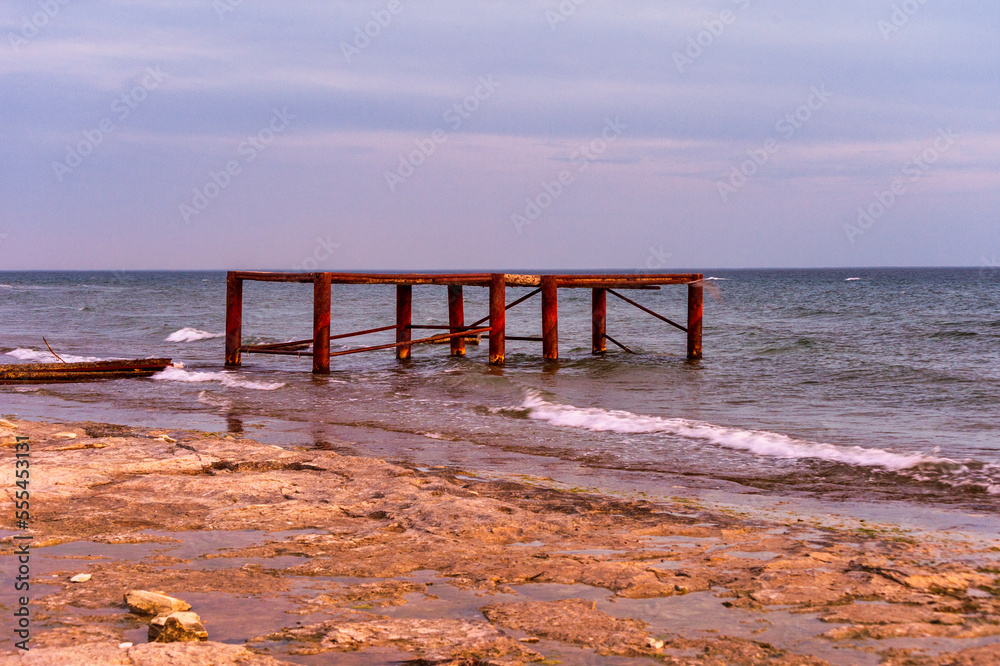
{"left": 2, "top": 269, "right": 998, "bottom": 529}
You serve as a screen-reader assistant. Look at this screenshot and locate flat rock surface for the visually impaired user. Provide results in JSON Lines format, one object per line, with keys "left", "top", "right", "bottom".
{"left": 1, "top": 418, "right": 999, "bottom": 664}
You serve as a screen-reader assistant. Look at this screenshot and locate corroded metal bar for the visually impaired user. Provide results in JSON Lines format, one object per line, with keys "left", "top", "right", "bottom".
{"left": 606, "top": 288, "right": 687, "bottom": 332}
{"left": 231, "top": 271, "right": 699, "bottom": 287}
{"left": 225, "top": 273, "right": 243, "bottom": 367}
{"left": 329, "top": 327, "right": 490, "bottom": 358}
{"left": 604, "top": 333, "right": 635, "bottom": 354}
{"left": 396, "top": 285, "right": 412, "bottom": 360}
{"left": 313, "top": 273, "right": 331, "bottom": 374}
{"left": 541, "top": 275, "right": 558, "bottom": 360}
{"left": 687, "top": 281, "right": 703, "bottom": 360}
{"left": 466, "top": 287, "right": 542, "bottom": 330}
{"left": 592, "top": 288, "right": 607, "bottom": 355}
{"left": 489, "top": 273, "right": 505, "bottom": 365}
{"left": 448, "top": 285, "right": 465, "bottom": 357}
{"left": 241, "top": 348, "right": 313, "bottom": 356}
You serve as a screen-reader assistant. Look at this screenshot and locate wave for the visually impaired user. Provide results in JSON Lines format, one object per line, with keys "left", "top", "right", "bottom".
{"left": 845, "top": 277, "right": 862, "bottom": 281}
{"left": 153, "top": 366, "right": 284, "bottom": 391}
{"left": 6, "top": 348, "right": 106, "bottom": 364}
{"left": 166, "top": 327, "right": 224, "bottom": 343}
{"left": 705, "top": 277, "right": 727, "bottom": 281}
{"left": 518, "top": 392, "right": 999, "bottom": 494}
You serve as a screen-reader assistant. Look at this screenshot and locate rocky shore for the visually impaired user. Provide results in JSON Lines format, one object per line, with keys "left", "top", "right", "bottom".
{"left": 1, "top": 417, "right": 999, "bottom": 664}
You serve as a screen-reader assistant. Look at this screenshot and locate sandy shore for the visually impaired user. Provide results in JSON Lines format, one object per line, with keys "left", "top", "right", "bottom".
{"left": 1, "top": 417, "right": 999, "bottom": 665}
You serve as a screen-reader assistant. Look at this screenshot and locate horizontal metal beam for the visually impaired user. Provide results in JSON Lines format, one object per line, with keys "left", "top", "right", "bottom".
{"left": 328, "top": 327, "right": 491, "bottom": 358}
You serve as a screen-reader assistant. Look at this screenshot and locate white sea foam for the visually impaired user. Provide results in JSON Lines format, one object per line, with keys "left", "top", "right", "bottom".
{"left": 522, "top": 393, "right": 937, "bottom": 470}
{"left": 846, "top": 277, "right": 862, "bottom": 281}
{"left": 519, "top": 393, "right": 1000, "bottom": 494}
{"left": 153, "top": 366, "right": 284, "bottom": 391}
{"left": 197, "top": 390, "right": 232, "bottom": 410}
{"left": 705, "top": 277, "right": 727, "bottom": 281}
{"left": 6, "top": 348, "right": 105, "bottom": 364}
{"left": 166, "top": 327, "right": 224, "bottom": 343}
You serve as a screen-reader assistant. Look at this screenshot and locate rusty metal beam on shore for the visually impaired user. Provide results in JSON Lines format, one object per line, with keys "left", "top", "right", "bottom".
{"left": 607, "top": 288, "right": 687, "bottom": 333}
{"left": 225, "top": 274, "right": 243, "bottom": 367}
{"left": 328, "top": 327, "right": 491, "bottom": 358}
{"left": 448, "top": 285, "right": 465, "bottom": 357}
{"left": 541, "top": 275, "right": 558, "bottom": 360}
{"left": 396, "top": 285, "right": 412, "bottom": 361}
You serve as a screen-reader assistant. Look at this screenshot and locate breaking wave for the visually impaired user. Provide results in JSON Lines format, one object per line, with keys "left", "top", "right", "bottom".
{"left": 166, "top": 328, "right": 224, "bottom": 343}
{"left": 153, "top": 366, "right": 284, "bottom": 391}
{"left": 518, "top": 392, "right": 1000, "bottom": 494}
{"left": 6, "top": 348, "right": 106, "bottom": 364}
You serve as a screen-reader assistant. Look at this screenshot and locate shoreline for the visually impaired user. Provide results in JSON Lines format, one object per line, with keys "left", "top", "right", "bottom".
{"left": 1, "top": 417, "right": 999, "bottom": 664}
{"left": 6, "top": 390, "right": 998, "bottom": 541}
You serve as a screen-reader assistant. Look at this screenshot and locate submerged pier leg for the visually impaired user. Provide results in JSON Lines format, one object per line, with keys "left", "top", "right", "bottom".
{"left": 312, "top": 273, "right": 331, "bottom": 374}
{"left": 396, "top": 285, "right": 412, "bottom": 360}
{"left": 687, "top": 280, "right": 703, "bottom": 360}
{"left": 225, "top": 273, "right": 243, "bottom": 367}
{"left": 489, "top": 273, "right": 505, "bottom": 365}
{"left": 541, "top": 275, "right": 558, "bottom": 360}
{"left": 592, "top": 288, "right": 607, "bottom": 355}
{"left": 448, "top": 285, "right": 466, "bottom": 357}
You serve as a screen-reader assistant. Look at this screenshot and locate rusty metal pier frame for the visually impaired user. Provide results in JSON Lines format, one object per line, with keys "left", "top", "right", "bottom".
{"left": 225, "top": 272, "right": 703, "bottom": 372}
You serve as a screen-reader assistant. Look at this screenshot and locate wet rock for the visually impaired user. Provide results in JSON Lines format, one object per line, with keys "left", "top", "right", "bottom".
{"left": 0, "top": 641, "right": 292, "bottom": 665}
{"left": 148, "top": 612, "right": 208, "bottom": 643}
{"left": 259, "top": 618, "right": 541, "bottom": 662}
{"left": 821, "top": 603, "right": 963, "bottom": 625}
{"left": 905, "top": 572, "right": 995, "bottom": 593}
{"left": 124, "top": 590, "right": 192, "bottom": 616}
{"left": 481, "top": 598, "right": 657, "bottom": 657}
{"left": 823, "top": 621, "right": 1000, "bottom": 641}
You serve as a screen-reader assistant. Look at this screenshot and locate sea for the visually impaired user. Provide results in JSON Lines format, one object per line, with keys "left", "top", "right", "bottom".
{"left": 2, "top": 269, "right": 999, "bottom": 533}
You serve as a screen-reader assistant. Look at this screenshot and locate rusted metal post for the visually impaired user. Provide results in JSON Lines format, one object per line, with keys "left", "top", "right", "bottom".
{"left": 541, "top": 275, "right": 558, "bottom": 360}
{"left": 225, "top": 273, "right": 243, "bottom": 367}
{"left": 312, "top": 273, "right": 331, "bottom": 374}
{"left": 396, "top": 285, "right": 412, "bottom": 360}
{"left": 592, "top": 288, "right": 607, "bottom": 355}
{"left": 489, "top": 273, "right": 505, "bottom": 366}
{"left": 687, "top": 280, "right": 703, "bottom": 360}
{"left": 448, "top": 285, "right": 465, "bottom": 357}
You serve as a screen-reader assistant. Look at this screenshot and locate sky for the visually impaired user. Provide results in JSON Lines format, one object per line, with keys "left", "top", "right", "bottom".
{"left": 0, "top": 0, "right": 998, "bottom": 271}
